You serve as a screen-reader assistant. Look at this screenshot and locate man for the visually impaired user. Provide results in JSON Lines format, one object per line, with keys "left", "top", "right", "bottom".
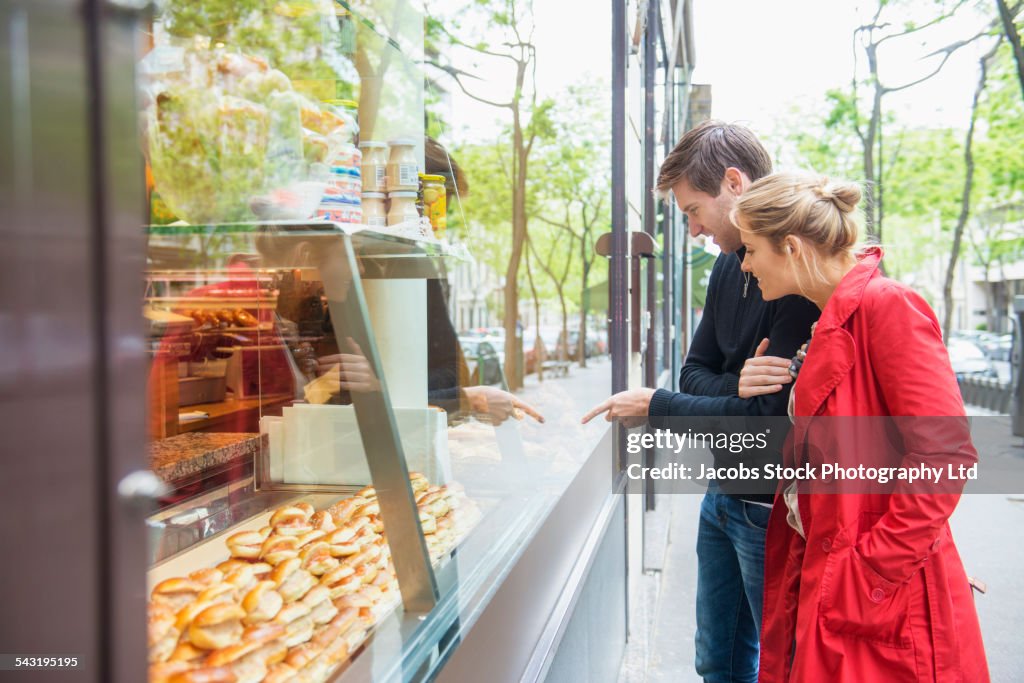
{"left": 582, "top": 120, "right": 819, "bottom": 683}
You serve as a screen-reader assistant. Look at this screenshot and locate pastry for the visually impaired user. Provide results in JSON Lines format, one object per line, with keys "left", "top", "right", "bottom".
{"left": 300, "top": 585, "right": 338, "bottom": 626}
{"left": 271, "top": 558, "right": 317, "bottom": 603}
{"left": 273, "top": 602, "right": 314, "bottom": 648}
{"left": 189, "top": 604, "right": 246, "bottom": 650}
{"left": 241, "top": 581, "right": 283, "bottom": 625}
{"left": 148, "top": 602, "right": 180, "bottom": 663}
{"left": 189, "top": 569, "right": 225, "bottom": 587}
{"left": 152, "top": 578, "right": 205, "bottom": 612}
{"left": 263, "top": 663, "right": 297, "bottom": 683}
{"left": 260, "top": 535, "right": 299, "bottom": 565}
{"left": 148, "top": 660, "right": 193, "bottom": 683}
{"left": 309, "top": 511, "right": 335, "bottom": 532}
{"left": 270, "top": 507, "right": 313, "bottom": 537}
{"left": 197, "top": 583, "right": 236, "bottom": 605}
{"left": 299, "top": 541, "right": 337, "bottom": 576}
{"left": 226, "top": 531, "right": 265, "bottom": 560}
{"left": 167, "top": 666, "right": 237, "bottom": 683}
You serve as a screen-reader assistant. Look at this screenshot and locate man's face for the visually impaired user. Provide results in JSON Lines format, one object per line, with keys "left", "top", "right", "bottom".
{"left": 672, "top": 176, "right": 744, "bottom": 253}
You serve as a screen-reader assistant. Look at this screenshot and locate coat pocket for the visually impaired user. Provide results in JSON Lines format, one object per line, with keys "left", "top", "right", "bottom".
{"left": 819, "top": 542, "right": 911, "bottom": 648}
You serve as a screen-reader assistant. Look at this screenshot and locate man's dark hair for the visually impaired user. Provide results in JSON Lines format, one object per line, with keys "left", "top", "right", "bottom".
{"left": 655, "top": 120, "right": 772, "bottom": 198}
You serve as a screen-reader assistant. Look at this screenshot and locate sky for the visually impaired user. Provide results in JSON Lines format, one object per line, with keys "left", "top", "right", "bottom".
{"left": 443, "top": 0, "right": 997, "bottom": 155}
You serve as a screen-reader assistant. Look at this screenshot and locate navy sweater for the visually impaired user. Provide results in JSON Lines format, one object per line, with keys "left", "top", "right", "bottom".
{"left": 648, "top": 249, "right": 820, "bottom": 500}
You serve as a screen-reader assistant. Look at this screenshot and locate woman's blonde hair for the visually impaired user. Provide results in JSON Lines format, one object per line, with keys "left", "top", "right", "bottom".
{"left": 732, "top": 172, "right": 861, "bottom": 256}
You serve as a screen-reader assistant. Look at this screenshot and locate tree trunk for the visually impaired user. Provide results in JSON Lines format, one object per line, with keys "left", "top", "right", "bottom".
{"left": 864, "top": 43, "right": 882, "bottom": 241}
{"left": 556, "top": 283, "right": 568, "bottom": 362}
{"left": 503, "top": 62, "right": 529, "bottom": 391}
{"left": 524, "top": 239, "right": 543, "bottom": 381}
{"left": 942, "top": 48, "right": 993, "bottom": 341}
{"left": 578, "top": 234, "right": 592, "bottom": 368}
{"left": 996, "top": 0, "right": 1024, "bottom": 100}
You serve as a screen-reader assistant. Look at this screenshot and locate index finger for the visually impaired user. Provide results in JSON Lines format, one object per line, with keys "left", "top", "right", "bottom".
{"left": 512, "top": 398, "right": 545, "bottom": 423}
{"left": 581, "top": 399, "right": 612, "bottom": 424}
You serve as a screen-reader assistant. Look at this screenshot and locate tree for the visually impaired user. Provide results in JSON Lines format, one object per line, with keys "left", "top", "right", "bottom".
{"left": 425, "top": 0, "right": 540, "bottom": 390}
{"left": 968, "top": 209, "right": 1023, "bottom": 331}
{"left": 846, "top": 0, "right": 990, "bottom": 241}
{"left": 942, "top": 38, "right": 1002, "bottom": 341}
{"left": 994, "top": 0, "right": 1024, "bottom": 99}
{"left": 529, "top": 84, "right": 610, "bottom": 368}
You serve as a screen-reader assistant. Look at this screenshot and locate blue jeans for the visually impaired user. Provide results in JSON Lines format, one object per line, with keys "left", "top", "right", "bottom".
{"left": 694, "top": 481, "right": 771, "bottom": 683}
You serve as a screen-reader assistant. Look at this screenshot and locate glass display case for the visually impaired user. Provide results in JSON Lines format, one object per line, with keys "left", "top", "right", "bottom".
{"left": 137, "top": 3, "right": 606, "bottom": 682}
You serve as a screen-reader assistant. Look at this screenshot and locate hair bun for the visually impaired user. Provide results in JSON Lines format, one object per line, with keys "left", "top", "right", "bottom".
{"left": 814, "top": 179, "right": 861, "bottom": 213}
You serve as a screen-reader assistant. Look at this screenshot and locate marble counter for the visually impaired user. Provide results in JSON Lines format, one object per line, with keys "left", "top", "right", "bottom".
{"left": 149, "top": 432, "right": 265, "bottom": 483}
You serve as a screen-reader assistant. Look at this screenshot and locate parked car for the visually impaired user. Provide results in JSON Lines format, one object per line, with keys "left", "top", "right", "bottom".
{"left": 524, "top": 328, "right": 564, "bottom": 374}
{"left": 459, "top": 337, "right": 505, "bottom": 386}
{"left": 947, "top": 338, "right": 998, "bottom": 380}
{"left": 979, "top": 333, "right": 1013, "bottom": 362}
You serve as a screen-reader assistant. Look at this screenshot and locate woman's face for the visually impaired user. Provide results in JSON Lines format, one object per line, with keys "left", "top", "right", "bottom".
{"left": 739, "top": 229, "right": 798, "bottom": 301}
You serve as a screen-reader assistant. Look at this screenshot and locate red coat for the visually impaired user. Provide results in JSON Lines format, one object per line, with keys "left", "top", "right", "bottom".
{"left": 759, "top": 248, "right": 989, "bottom": 682}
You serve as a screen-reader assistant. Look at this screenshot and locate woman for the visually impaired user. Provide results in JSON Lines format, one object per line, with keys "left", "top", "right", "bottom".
{"left": 732, "top": 173, "right": 988, "bottom": 682}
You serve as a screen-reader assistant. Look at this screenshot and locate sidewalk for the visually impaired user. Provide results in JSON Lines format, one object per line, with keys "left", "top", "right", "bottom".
{"left": 619, "top": 416, "right": 1024, "bottom": 683}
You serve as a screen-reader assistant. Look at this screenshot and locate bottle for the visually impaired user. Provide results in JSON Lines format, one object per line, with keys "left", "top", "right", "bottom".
{"left": 362, "top": 192, "right": 387, "bottom": 228}
{"left": 420, "top": 174, "right": 447, "bottom": 237}
{"left": 387, "top": 191, "right": 419, "bottom": 227}
{"left": 386, "top": 139, "right": 419, "bottom": 192}
{"left": 359, "top": 141, "right": 387, "bottom": 192}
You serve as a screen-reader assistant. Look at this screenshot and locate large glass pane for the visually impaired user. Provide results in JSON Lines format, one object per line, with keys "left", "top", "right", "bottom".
{"left": 139, "top": 1, "right": 612, "bottom": 681}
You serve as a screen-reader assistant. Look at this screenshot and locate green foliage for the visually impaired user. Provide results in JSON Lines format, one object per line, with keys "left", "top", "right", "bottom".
{"left": 973, "top": 46, "right": 1024, "bottom": 212}
{"left": 449, "top": 81, "right": 610, "bottom": 316}
{"left": 157, "top": 0, "right": 353, "bottom": 83}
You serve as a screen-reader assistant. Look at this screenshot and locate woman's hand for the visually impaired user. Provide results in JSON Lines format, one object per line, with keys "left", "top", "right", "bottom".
{"left": 738, "top": 338, "right": 792, "bottom": 399}
{"left": 315, "top": 338, "right": 381, "bottom": 394}
{"left": 464, "top": 386, "right": 544, "bottom": 425}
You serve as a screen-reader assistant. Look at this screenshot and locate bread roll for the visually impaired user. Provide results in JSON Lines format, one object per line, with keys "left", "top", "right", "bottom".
{"left": 294, "top": 530, "right": 326, "bottom": 549}
{"left": 189, "top": 604, "right": 246, "bottom": 650}
{"left": 324, "top": 526, "right": 360, "bottom": 557}
{"left": 152, "top": 578, "right": 205, "bottom": 612}
{"left": 418, "top": 512, "right": 437, "bottom": 535}
{"left": 197, "top": 583, "right": 236, "bottom": 605}
{"left": 148, "top": 602, "right": 180, "bottom": 663}
{"left": 167, "top": 666, "right": 237, "bottom": 683}
{"left": 264, "top": 663, "right": 297, "bottom": 683}
{"left": 299, "top": 541, "right": 337, "bottom": 576}
{"left": 241, "top": 581, "right": 283, "bottom": 625}
{"left": 258, "top": 640, "right": 288, "bottom": 667}
{"left": 270, "top": 507, "right": 312, "bottom": 536}
{"left": 284, "top": 643, "right": 323, "bottom": 670}
{"left": 366, "top": 515, "right": 385, "bottom": 534}
{"left": 409, "top": 471, "right": 429, "bottom": 493}
{"left": 273, "top": 602, "right": 314, "bottom": 648}
{"left": 175, "top": 600, "right": 215, "bottom": 632}
{"left": 309, "top": 511, "right": 335, "bottom": 532}
{"left": 226, "top": 531, "right": 264, "bottom": 560}
{"left": 148, "top": 660, "right": 193, "bottom": 683}
{"left": 203, "top": 639, "right": 263, "bottom": 668}
{"left": 223, "top": 566, "right": 258, "bottom": 596}
{"left": 272, "top": 559, "right": 317, "bottom": 603}
{"left": 189, "top": 568, "right": 225, "bottom": 587}
{"left": 216, "top": 559, "right": 252, "bottom": 574}
{"left": 354, "top": 500, "right": 380, "bottom": 518}
{"left": 260, "top": 535, "right": 299, "bottom": 566}
{"left": 326, "top": 499, "right": 359, "bottom": 524}
{"left": 170, "top": 642, "right": 208, "bottom": 662}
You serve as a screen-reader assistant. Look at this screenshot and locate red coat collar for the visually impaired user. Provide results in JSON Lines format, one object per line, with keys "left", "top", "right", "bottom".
{"left": 816, "top": 246, "right": 883, "bottom": 333}
{"left": 794, "top": 247, "right": 883, "bottom": 416}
